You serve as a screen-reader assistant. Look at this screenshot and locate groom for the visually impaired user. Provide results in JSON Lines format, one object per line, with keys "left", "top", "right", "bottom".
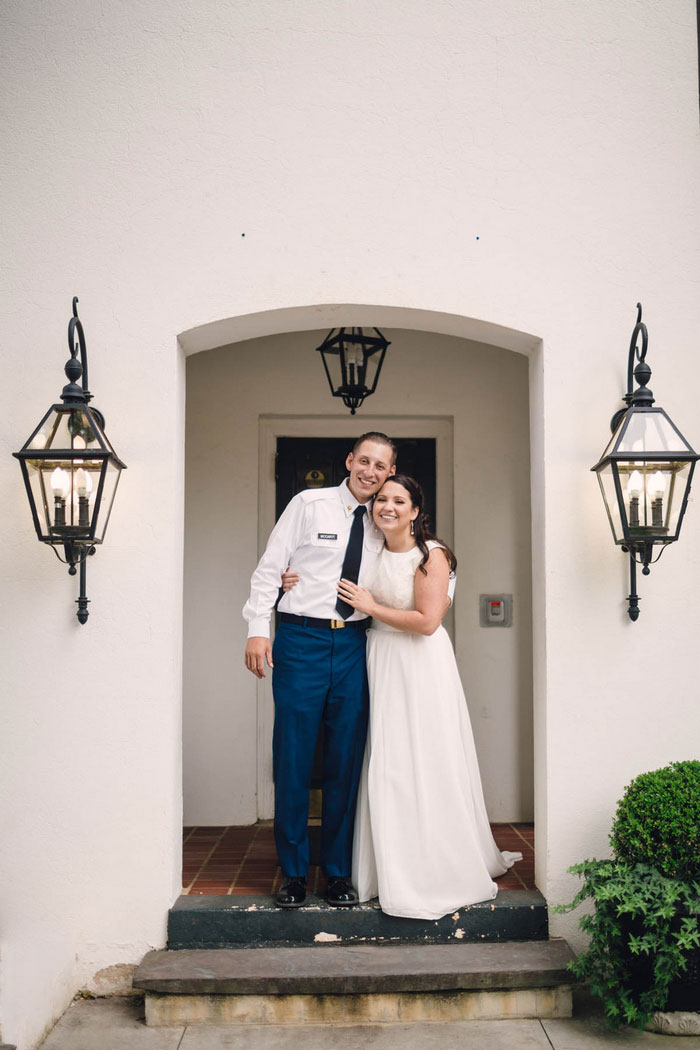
{"left": 243, "top": 432, "right": 397, "bottom": 908}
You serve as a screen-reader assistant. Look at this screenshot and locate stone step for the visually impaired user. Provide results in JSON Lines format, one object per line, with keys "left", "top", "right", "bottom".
{"left": 137, "top": 939, "right": 574, "bottom": 995}
{"left": 134, "top": 939, "right": 576, "bottom": 1026}
{"left": 168, "top": 889, "right": 547, "bottom": 949}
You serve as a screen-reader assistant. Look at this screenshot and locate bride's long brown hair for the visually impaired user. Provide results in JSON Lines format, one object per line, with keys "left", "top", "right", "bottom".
{"left": 376, "top": 475, "right": 457, "bottom": 576}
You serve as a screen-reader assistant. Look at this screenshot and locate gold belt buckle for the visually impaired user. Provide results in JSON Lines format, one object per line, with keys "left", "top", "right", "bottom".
{"left": 329, "top": 619, "right": 346, "bottom": 629}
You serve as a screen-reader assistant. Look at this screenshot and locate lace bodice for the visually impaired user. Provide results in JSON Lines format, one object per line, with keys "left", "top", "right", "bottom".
{"left": 367, "top": 541, "right": 451, "bottom": 631}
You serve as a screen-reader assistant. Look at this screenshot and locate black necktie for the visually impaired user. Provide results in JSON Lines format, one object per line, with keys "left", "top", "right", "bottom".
{"left": 336, "top": 504, "right": 366, "bottom": 619}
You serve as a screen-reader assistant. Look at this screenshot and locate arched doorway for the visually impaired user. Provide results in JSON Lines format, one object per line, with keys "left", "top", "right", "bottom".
{"left": 180, "top": 305, "right": 544, "bottom": 882}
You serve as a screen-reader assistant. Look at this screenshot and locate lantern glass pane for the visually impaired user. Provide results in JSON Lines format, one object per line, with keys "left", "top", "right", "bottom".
{"left": 29, "top": 406, "right": 105, "bottom": 454}
{"left": 92, "top": 460, "right": 122, "bottom": 543}
{"left": 664, "top": 461, "right": 693, "bottom": 539}
{"left": 617, "top": 462, "right": 656, "bottom": 537}
{"left": 599, "top": 415, "right": 625, "bottom": 462}
{"left": 363, "top": 347, "right": 384, "bottom": 393}
{"left": 69, "top": 460, "right": 106, "bottom": 537}
{"left": 616, "top": 409, "right": 693, "bottom": 455}
{"left": 318, "top": 346, "right": 341, "bottom": 392}
{"left": 597, "top": 463, "right": 624, "bottom": 543}
{"left": 24, "top": 457, "right": 106, "bottom": 541}
{"left": 25, "top": 461, "right": 53, "bottom": 539}
{"left": 86, "top": 408, "right": 118, "bottom": 457}
{"left": 614, "top": 460, "right": 691, "bottom": 542}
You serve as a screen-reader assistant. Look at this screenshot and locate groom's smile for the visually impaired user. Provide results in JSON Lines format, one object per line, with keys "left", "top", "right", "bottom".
{"left": 345, "top": 438, "right": 396, "bottom": 503}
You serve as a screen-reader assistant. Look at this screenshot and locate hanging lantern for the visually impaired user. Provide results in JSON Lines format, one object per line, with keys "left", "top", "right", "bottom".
{"left": 316, "top": 326, "right": 390, "bottom": 414}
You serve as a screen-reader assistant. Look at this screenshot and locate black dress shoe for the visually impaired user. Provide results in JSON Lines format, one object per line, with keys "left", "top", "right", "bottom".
{"left": 275, "top": 877, "right": 307, "bottom": 908}
{"left": 326, "top": 876, "right": 358, "bottom": 907}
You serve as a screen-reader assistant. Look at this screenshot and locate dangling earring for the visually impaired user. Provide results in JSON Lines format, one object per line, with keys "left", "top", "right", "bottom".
{"left": 410, "top": 520, "right": 415, "bottom": 535}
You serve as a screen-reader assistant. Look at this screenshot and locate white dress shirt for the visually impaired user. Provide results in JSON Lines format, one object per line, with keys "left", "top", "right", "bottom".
{"left": 243, "top": 478, "right": 386, "bottom": 638}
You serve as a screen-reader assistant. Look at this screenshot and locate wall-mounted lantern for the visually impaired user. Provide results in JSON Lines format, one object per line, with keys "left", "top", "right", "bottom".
{"left": 591, "top": 304, "right": 698, "bottom": 620}
{"left": 316, "top": 326, "right": 390, "bottom": 414}
{"left": 13, "top": 298, "right": 126, "bottom": 624}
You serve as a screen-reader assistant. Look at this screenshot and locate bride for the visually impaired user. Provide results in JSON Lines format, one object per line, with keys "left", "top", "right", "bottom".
{"left": 336, "top": 474, "right": 521, "bottom": 920}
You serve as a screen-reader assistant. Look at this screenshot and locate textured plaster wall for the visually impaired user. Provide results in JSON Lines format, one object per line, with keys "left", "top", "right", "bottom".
{"left": 1, "top": 0, "right": 699, "bottom": 1046}
{"left": 184, "top": 328, "right": 533, "bottom": 826}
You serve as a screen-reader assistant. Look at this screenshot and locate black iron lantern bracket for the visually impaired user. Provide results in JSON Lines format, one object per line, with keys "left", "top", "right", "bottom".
{"left": 592, "top": 304, "right": 698, "bottom": 621}
{"left": 610, "top": 303, "right": 652, "bottom": 434}
{"left": 616, "top": 305, "right": 658, "bottom": 593}
{"left": 13, "top": 298, "right": 126, "bottom": 624}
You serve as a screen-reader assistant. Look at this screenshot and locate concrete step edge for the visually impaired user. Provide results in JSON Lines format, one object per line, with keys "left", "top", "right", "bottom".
{"left": 171, "top": 889, "right": 545, "bottom": 915}
{"left": 134, "top": 939, "right": 576, "bottom": 996}
{"left": 168, "top": 890, "right": 548, "bottom": 948}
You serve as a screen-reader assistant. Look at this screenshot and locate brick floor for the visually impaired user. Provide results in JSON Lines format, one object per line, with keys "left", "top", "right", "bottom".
{"left": 183, "top": 823, "right": 535, "bottom": 896}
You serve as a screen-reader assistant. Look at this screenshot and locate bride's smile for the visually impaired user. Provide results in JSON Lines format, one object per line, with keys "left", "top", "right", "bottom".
{"left": 372, "top": 481, "right": 418, "bottom": 546}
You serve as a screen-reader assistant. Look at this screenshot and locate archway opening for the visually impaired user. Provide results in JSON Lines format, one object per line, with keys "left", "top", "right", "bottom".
{"left": 180, "top": 304, "right": 543, "bottom": 896}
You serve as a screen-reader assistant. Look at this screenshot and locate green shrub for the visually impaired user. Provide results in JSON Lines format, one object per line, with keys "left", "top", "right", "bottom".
{"left": 559, "top": 860, "right": 700, "bottom": 1028}
{"left": 557, "top": 760, "right": 700, "bottom": 1029}
{"left": 610, "top": 760, "right": 700, "bottom": 880}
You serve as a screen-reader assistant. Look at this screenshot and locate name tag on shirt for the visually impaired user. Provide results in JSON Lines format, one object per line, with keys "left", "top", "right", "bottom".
{"left": 317, "top": 532, "right": 338, "bottom": 540}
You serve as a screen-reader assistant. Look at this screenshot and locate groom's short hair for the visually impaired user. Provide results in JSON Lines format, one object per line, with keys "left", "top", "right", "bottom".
{"left": 352, "top": 431, "right": 398, "bottom": 465}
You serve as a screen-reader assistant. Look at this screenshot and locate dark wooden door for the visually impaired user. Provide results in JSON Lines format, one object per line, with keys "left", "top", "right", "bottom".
{"left": 276, "top": 437, "right": 437, "bottom": 531}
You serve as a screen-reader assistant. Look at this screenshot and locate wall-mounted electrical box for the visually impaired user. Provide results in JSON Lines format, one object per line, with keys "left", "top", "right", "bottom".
{"left": 479, "top": 594, "right": 513, "bottom": 627}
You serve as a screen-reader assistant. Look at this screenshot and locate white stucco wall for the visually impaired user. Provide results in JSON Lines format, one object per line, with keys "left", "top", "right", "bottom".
{"left": 2, "top": 0, "right": 699, "bottom": 1046}
{"left": 184, "top": 328, "right": 533, "bottom": 826}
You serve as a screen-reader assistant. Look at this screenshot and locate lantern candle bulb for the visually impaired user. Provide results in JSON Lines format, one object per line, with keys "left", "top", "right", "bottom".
{"left": 347, "top": 347, "right": 362, "bottom": 386}
{"left": 75, "top": 468, "right": 92, "bottom": 527}
{"left": 649, "top": 470, "right": 667, "bottom": 528}
{"left": 75, "top": 468, "right": 92, "bottom": 497}
{"left": 51, "top": 467, "right": 70, "bottom": 526}
{"left": 626, "top": 469, "right": 643, "bottom": 527}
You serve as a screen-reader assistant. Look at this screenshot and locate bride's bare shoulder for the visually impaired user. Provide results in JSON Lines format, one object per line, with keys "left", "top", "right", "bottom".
{"left": 422, "top": 545, "right": 450, "bottom": 574}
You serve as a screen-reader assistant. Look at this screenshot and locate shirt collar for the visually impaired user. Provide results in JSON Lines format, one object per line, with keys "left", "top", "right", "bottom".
{"left": 339, "top": 477, "right": 369, "bottom": 518}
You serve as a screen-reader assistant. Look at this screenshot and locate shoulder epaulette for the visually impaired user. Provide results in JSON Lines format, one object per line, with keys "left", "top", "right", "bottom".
{"left": 298, "top": 486, "right": 338, "bottom": 504}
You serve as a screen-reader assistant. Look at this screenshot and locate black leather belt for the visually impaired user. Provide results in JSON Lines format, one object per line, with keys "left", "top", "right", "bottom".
{"left": 280, "top": 613, "right": 370, "bottom": 630}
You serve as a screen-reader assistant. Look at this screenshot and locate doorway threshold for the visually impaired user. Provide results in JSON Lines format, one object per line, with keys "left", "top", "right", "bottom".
{"left": 183, "top": 822, "right": 535, "bottom": 896}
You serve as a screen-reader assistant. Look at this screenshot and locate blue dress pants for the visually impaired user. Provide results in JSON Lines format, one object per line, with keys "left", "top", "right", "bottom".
{"left": 271, "top": 620, "right": 369, "bottom": 878}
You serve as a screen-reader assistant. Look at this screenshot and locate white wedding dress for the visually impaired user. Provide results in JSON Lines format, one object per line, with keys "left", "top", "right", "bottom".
{"left": 352, "top": 542, "right": 522, "bottom": 919}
